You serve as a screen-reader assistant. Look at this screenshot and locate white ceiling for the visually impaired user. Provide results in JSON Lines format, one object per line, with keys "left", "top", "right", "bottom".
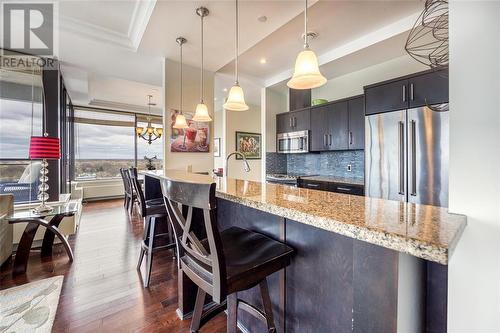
{"left": 52, "top": 0, "right": 424, "bottom": 112}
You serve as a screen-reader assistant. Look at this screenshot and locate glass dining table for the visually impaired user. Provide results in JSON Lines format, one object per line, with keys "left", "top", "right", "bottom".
{"left": 8, "top": 202, "right": 78, "bottom": 276}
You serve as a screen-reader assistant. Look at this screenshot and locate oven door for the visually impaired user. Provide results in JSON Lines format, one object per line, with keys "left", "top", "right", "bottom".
{"left": 277, "top": 131, "right": 309, "bottom": 153}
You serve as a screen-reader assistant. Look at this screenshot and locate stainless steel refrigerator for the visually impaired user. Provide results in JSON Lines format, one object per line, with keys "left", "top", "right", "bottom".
{"left": 365, "top": 105, "right": 449, "bottom": 207}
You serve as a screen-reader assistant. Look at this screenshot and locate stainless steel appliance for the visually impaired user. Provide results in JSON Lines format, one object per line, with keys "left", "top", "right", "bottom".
{"left": 277, "top": 130, "right": 309, "bottom": 154}
{"left": 365, "top": 105, "right": 449, "bottom": 207}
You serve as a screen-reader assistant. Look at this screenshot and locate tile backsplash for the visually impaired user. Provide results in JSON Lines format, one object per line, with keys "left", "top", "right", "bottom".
{"left": 266, "top": 150, "right": 364, "bottom": 179}
{"left": 266, "top": 152, "right": 287, "bottom": 174}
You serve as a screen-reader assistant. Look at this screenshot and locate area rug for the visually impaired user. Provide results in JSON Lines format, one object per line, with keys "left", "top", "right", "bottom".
{"left": 0, "top": 275, "right": 64, "bottom": 333}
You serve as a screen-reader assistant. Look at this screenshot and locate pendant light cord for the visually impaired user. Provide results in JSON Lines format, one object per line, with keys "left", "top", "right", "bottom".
{"left": 235, "top": 0, "right": 239, "bottom": 85}
{"left": 180, "top": 41, "right": 183, "bottom": 113}
{"left": 200, "top": 13, "right": 204, "bottom": 103}
{"left": 304, "top": 0, "right": 309, "bottom": 49}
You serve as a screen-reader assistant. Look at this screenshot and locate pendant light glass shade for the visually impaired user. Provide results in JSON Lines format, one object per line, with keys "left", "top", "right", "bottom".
{"left": 287, "top": 48, "right": 326, "bottom": 89}
{"left": 173, "top": 113, "right": 188, "bottom": 129}
{"left": 224, "top": 84, "right": 249, "bottom": 111}
{"left": 193, "top": 102, "right": 212, "bottom": 122}
{"left": 287, "top": 0, "right": 326, "bottom": 90}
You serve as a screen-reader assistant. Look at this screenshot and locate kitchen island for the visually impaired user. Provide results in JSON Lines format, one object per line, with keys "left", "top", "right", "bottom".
{"left": 142, "top": 170, "right": 466, "bottom": 333}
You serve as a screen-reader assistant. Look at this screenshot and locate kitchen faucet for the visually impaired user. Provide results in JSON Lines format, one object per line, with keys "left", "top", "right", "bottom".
{"left": 225, "top": 152, "right": 251, "bottom": 177}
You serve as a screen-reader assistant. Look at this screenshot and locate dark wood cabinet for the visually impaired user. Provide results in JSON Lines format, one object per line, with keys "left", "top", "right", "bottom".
{"left": 364, "top": 79, "right": 408, "bottom": 115}
{"left": 289, "top": 88, "right": 311, "bottom": 111}
{"left": 298, "top": 179, "right": 365, "bottom": 196}
{"left": 364, "top": 68, "right": 449, "bottom": 115}
{"left": 328, "top": 102, "right": 349, "bottom": 150}
{"left": 299, "top": 179, "right": 327, "bottom": 191}
{"left": 409, "top": 69, "right": 449, "bottom": 108}
{"left": 276, "top": 109, "right": 310, "bottom": 134}
{"left": 348, "top": 96, "right": 365, "bottom": 150}
{"left": 310, "top": 105, "right": 329, "bottom": 151}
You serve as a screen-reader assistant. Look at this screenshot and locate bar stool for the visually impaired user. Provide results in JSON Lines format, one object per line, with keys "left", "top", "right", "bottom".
{"left": 129, "top": 168, "right": 174, "bottom": 287}
{"left": 120, "top": 168, "right": 137, "bottom": 214}
{"left": 160, "top": 178, "right": 294, "bottom": 333}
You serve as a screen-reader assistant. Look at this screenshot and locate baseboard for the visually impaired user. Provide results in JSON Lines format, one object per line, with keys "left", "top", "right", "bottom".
{"left": 83, "top": 195, "right": 124, "bottom": 203}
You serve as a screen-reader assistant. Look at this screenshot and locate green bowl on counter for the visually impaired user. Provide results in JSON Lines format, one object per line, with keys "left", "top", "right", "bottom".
{"left": 312, "top": 98, "right": 328, "bottom": 106}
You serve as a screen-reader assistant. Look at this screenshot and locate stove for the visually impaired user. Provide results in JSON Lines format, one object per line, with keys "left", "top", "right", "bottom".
{"left": 266, "top": 173, "right": 316, "bottom": 186}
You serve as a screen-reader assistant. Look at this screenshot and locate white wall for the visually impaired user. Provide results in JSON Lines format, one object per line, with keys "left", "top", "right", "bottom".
{"left": 163, "top": 58, "right": 214, "bottom": 173}
{"left": 264, "top": 88, "right": 287, "bottom": 153}
{"left": 225, "top": 104, "right": 262, "bottom": 181}
{"left": 214, "top": 109, "right": 224, "bottom": 170}
{"left": 312, "top": 55, "right": 427, "bottom": 101}
{"left": 448, "top": 2, "right": 500, "bottom": 332}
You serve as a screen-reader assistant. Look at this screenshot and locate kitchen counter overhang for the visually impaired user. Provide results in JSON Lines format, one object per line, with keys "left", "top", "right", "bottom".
{"left": 142, "top": 170, "right": 466, "bottom": 265}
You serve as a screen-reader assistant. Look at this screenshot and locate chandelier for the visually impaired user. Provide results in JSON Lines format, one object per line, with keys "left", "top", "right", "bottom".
{"left": 136, "top": 95, "right": 163, "bottom": 144}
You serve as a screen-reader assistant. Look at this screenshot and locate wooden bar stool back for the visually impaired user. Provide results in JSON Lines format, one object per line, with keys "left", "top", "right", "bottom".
{"left": 160, "top": 178, "right": 294, "bottom": 333}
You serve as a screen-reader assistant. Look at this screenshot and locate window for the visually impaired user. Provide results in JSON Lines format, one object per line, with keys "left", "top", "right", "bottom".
{"left": 73, "top": 108, "right": 163, "bottom": 180}
{"left": 0, "top": 57, "right": 44, "bottom": 203}
{"left": 74, "top": 109, "right": 135, "bottom": 180}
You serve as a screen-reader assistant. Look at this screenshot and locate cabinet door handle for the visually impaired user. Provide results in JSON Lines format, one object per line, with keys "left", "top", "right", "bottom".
{"left": 410, "top": 83, "right": 414, "bottom": 101}
{"left": 336, "top": 187, "right": 351, "bottom": 192}
{"left": 349, "top": 131, "right": 353, "bottom": 145}
{"left": 402, "top": 84, "right": 406, "bottom": 102}
{"left": 294, "top": 117, "right": 297, "bottom": 127}
{"left": 290, "top": 117, "right": 293, "bottom": 127}
{"left": 329, "top": 134, "right": 332, "bottom": 146}
{"left": 306, "top": 183, "right": 320, "bottom": 187}
{"left": 324, "top": 134, "right": 327, "bottom": 146}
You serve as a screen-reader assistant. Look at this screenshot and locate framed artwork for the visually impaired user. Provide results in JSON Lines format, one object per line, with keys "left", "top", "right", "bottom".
{"left": 214, "top": 138, "right": 221, "bottom": 157}
{"left": 170, "top": 109, "right": 210, "bottom": 153}
{"left": 235, "top": 131, "right": 261, "bottom": 160}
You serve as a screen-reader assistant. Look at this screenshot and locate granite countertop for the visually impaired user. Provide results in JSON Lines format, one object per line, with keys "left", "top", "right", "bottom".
{"left": 299, "top": 175, "right": 365, "bottom": 186}
{"left": 141, "top": 170, "right": 467, "bottom": 265}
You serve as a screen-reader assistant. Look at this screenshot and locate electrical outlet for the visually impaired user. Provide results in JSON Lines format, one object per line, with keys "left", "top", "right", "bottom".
{"left": 347, "top": 164, "right": 352, "bottom": 172}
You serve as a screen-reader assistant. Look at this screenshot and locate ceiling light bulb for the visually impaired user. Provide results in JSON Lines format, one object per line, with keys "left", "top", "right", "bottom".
{"left": 223, "top": 88, "right": 228, "bottom": 92}
{"left": 260, "top": 58, "right": 267, "bottom": 64}
{"left": 223, "top": 84, "right": 249, "bottom": 111}
{"left": 193, "top": 102, "right": 212, "bottom": 122}
{"left": 173, "top": 114, "right": 189, "bottom": 129}
{"left": 287, "top": 48, "right": 326, "bottom": 89}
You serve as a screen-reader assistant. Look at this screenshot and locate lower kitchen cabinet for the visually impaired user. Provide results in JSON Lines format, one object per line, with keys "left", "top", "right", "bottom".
{"left": 299, "top": 179, "right": 365, "bottom": 196}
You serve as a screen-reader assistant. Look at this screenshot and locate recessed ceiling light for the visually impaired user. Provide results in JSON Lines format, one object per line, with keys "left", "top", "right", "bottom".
{"left": 260, "top": 58, "right": 267, "bottom": 64}
{"left": 223, "top": 88, "right": 228, "bottom": 92}
{"left": 214, "top": 97, "right": 217, "bottom": 101}
{"left": 257, "top": 15, "right": 267, "bottom": 23}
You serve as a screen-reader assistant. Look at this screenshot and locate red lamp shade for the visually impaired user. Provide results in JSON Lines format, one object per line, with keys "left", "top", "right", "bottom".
{"left": 29, "top": 136, "right": 61, "bottom": 160}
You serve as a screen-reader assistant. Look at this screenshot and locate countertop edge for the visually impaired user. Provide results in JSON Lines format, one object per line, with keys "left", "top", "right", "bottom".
{"left": 216, "top": 191, "right": 450, "bottom": 265}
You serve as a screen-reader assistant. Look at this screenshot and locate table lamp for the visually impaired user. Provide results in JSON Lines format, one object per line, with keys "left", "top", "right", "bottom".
{"left": 29, "top": 134, "right": 60, "bottom": 214}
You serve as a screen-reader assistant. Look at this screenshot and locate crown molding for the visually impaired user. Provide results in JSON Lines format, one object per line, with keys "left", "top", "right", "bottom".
{"left": 89, "top": 98, "right": 162, "bottom": 115}
{"left": 59, "top": 0, "right": 157, "bottom": 52}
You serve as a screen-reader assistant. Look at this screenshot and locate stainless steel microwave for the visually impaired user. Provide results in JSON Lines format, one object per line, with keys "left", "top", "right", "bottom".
{"left": 277, "top": 130, "right": 309, "bottom": 154}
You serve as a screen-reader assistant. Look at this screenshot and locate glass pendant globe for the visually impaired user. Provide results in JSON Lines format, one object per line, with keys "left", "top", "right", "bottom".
{"left": 223, "top": 84, "right": 249, "bottom": 111}
{"left": 287, "top": 48, "right": 327, "bottom": 90}
{"left": 173, "top": 114, "right": 189, "bottom": 129}
{"left": 193, "top": 103, "right": 212, "bottom": 122}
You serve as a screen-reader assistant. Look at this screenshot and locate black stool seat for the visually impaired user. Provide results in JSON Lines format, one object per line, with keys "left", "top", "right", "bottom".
{"left": 190, "top": 227, "right": 293, "bottom": 293}
{"left": 146, "top": 198, "right": 164, "bottom": 206}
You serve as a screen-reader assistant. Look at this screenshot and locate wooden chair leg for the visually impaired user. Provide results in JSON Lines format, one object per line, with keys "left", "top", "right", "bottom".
{"left": 227, "top": 293, "right": 238, "bottom": 333}
{"left": 190, "top": 287, "right": 207, "bottom": 333}
{"left": 144, "top": 217, "right": 156, "bottom": 288}
{"left": 260, "top": 279, "right": 276, "bottom": 333}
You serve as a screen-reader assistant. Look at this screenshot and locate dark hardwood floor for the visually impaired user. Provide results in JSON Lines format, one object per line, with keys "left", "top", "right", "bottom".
{"left": 0, "top": 199, "right": 228, "bottom": 333}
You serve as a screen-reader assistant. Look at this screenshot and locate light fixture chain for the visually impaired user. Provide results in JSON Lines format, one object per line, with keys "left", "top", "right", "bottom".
{"left": 200, "top": 12, "right": 204, "bottom": 103}
{"left": 235, "top": 0, "right": 239, "bottom": 84}
{"left": 304, "top": 0, "right": 309, "bottom": 48}
{"left": 180, "top": 40, "right": 183, "bottom": 113}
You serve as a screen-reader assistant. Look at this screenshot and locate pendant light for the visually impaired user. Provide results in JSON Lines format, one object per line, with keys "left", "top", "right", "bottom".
{"left": 223, "top": 0, "right": 249, "bottom": 111}
{"left": 193, "top": 7, "right": 212, "bottom": 122}
{"left": 287, "top": 0, "right": 326, "bottom": 90}
{"left": 173, "top": 37, "right": 189, "bottom": 129}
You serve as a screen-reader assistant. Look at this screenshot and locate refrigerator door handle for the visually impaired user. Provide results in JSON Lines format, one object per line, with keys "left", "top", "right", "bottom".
{"left": 398, "top": 121, "right": 405, "bottom": 195}
{"left": 410, "top": 119, "right": 417, "bottom": 196}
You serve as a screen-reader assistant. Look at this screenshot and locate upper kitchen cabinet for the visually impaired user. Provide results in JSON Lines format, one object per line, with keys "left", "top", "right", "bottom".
{"left": 348, "top": 96, "right": 365, "bottom": 150}
{"left": 364, "top": 79, "right": 408, "bottom": 115}
{"left": 289, "top": 88, "right": 311, "bottom": 111}
{"left": 408, "top": 69, "right": 449, "bottom": 108}
{"left": 364, "top": 68, "right": 449, "bottom": 115}
{"left": 310, "top": 100, "right": 349, "bottom": 151}
{"left": 276, "top": 108, "right": 311, "bottom": 134}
